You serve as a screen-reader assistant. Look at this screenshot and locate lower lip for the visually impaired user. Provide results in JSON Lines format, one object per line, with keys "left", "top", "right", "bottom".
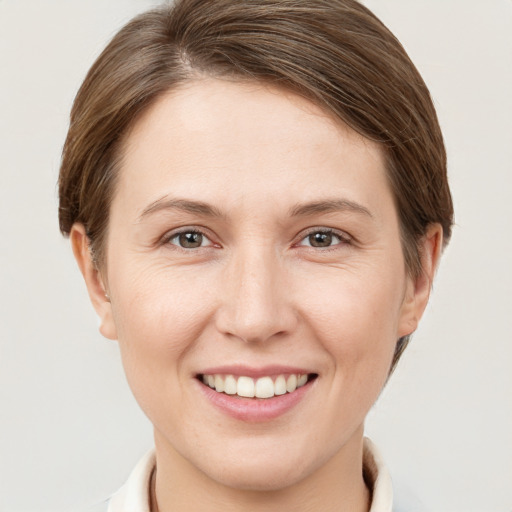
{"left": 197, "top": 379, "right": 315, "bottom": 423}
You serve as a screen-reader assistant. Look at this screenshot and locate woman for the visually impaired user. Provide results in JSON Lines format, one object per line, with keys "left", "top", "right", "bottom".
{"left": 58, "top": 1, "right": 453, "bottom": 510}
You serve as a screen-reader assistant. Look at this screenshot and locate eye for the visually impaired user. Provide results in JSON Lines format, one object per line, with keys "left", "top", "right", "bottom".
{"left": 298, "top": 229, "right": 349, "bottom": 248}
{"left": 167, "top": 230, "right": 212, "bottom": 249}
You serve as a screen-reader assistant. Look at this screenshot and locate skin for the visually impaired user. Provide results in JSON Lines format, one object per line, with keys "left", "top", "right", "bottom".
{"left": 71, "top": 78, "right": 442, "bottom": 512}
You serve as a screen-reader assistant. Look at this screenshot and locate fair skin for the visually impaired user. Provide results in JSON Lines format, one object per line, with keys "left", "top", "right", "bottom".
{"left": 71, "top": 78, "right": 442, "bottom": 512}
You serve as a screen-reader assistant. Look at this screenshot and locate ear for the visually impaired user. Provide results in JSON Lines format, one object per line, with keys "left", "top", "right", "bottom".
{"left": 398, "top": 223, "right": 443, "bottom": 338}
{"left": 70, "top": 223, "right": 117, "bottom": 340}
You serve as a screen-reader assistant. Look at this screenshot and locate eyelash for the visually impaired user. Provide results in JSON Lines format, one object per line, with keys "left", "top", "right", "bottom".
{"left": 162, "top": 227, "right": 351, "bottom": 251}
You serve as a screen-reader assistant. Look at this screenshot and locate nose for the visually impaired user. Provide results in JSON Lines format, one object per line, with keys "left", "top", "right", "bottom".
{"left": 215, "top": 245, "right": 298, "bottom": 344}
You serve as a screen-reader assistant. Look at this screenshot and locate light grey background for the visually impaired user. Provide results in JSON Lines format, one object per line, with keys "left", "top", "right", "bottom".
{"left": 1, "top": 1, "right": 510, "bottom": 511}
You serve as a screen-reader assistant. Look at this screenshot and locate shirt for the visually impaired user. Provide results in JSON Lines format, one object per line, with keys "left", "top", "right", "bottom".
{"left": 93, "top": 438, "right": 393, "bottom": 511}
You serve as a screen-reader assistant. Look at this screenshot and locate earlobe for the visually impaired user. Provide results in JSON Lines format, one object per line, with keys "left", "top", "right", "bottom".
{"left": 70, "top": 224, "right": 118, "bottom": 340}
{"left": 398, "top": 224, "right": 443, "bottom": 338}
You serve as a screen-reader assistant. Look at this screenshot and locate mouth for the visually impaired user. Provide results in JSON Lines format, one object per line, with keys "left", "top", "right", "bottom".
{"left": 197, "top": 372, "right": 318, "bottom": 399}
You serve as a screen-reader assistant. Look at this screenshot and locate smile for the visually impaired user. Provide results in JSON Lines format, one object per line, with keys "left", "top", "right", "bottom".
{"left": 199, "top": 373, "right": 316, "bottom": 399}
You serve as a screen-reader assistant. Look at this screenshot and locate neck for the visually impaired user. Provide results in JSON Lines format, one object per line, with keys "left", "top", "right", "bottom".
{"left": 152, "top": 427, "right": 371, "bottom": 512}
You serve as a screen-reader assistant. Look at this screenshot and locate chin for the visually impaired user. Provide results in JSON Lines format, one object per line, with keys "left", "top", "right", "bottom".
{"left": 207, "top": 459, "right": 310, "bottom": 492}
{"left": 193, "top": 438, "right": 330, "bottom": 493}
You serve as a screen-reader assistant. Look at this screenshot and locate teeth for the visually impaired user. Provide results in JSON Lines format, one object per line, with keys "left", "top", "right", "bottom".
{"left": 274, "top": 375, "right": 287, "bottom": 395}
{"left": 237, "top": 376, "right": 255, "bottom": 398}
{"left": 286, "top": 374, "right": 297, "bottom": 393}
{"left": 224, "top": 375, "right": 237, "bottom": 395}
{"left": 201, "top": 373, "right": 311, "bottom": 399}
{"left": 255, "top": 376, "right": 274, "bottom": 398}
{"left": 214, "top": 375, "right": 225, "bottom": 393}
{"left": 297, "top": 374, "right": 308, "bottom": 387}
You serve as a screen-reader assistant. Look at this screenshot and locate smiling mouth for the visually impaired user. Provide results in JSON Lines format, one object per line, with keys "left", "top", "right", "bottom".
{"left": 198, "top": 373, "right": 318, "bottom": 399}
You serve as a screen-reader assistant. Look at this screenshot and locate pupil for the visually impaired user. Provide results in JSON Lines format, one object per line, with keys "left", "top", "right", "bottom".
{"left": 310, "top": 232, "right": 332, "bottom": 247}
{"left": 180, "top": 232, "right": 202, "bottom": 248}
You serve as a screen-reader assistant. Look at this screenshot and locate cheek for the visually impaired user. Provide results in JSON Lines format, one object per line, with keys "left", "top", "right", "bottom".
{"left": 112, "top": 260, "right": 215, "bottom": 341}
{"left": 298, "top": 264, "right": 404, "bottom": 375}
{"left": 109, "top": 264, "right": 217, "bottom": 407}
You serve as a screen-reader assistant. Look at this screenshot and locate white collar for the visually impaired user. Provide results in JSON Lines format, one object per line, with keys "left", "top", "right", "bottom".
{"left": 364, "top": 437, "right": 394, "bottom": 512}
{"left": 108, "top": 438, "right": 393, "bottom": 512}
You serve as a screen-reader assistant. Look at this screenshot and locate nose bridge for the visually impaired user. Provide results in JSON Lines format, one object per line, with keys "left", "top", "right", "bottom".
{"left": 217, "top": 241, "right": 295, "bottom": 343}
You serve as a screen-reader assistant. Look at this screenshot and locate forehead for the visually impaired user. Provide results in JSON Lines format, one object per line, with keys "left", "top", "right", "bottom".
{"left": 114, "top": 78, "right": 390, "bottom": 220}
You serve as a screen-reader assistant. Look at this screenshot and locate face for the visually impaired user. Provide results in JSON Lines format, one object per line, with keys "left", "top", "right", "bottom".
{"left": 77, "top": 78, "right": 434, "bottom": 491}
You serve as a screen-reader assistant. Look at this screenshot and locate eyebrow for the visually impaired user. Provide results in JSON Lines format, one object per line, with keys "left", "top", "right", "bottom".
{"left": 137, "top": 197, "right": 225, "bottom": 222}
{"left": 289, "top": 199, "right": 373, "bottom": 218}
{"left": 137, "top": 196, "right": 373, "bottom": 222}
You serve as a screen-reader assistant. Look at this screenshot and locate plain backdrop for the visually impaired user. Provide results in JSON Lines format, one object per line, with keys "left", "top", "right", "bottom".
{"left": 1, "top": 1, "right": 511, "bottom": 511}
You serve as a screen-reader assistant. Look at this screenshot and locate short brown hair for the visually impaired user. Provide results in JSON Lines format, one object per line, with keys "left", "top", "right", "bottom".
{"left": 58, "top": 0, "right": 454, "bottom": 370}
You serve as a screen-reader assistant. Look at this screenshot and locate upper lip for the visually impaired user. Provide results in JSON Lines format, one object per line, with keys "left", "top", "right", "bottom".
{"left": 198, "top": 365, "right": 315, "bottom": 378}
